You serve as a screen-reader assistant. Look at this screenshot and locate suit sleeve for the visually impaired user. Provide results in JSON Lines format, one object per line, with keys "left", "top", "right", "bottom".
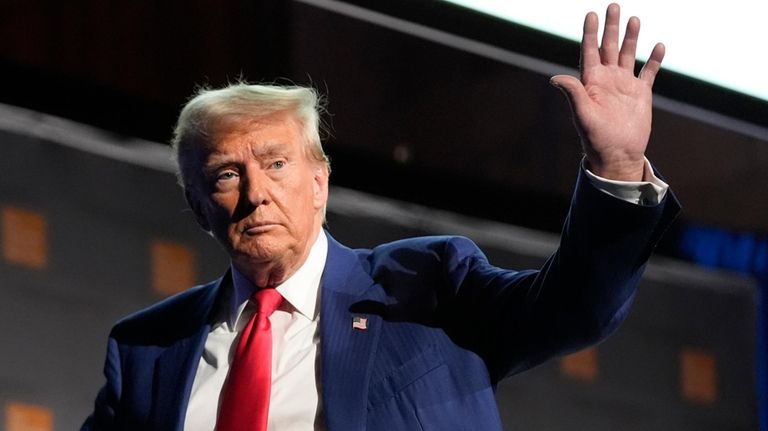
{"left": 81, "top": 337, "right": 122, "bottom": 430}
{"left": 438, "top": 166, "right": 680, "bottom": 382}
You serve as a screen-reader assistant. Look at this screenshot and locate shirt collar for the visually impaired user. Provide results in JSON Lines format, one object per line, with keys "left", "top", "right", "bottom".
{"left": 228, "top": 231, "right": 328, "bottom": 329}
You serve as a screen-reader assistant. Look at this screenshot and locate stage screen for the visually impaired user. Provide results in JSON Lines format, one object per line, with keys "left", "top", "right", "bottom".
{"left": 442, "top": 1, "right": 768, "bottom": 103}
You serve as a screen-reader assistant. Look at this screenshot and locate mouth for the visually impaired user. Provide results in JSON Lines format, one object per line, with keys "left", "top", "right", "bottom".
{"left": 242, "top": 222, "right": 279, "bottom": 234}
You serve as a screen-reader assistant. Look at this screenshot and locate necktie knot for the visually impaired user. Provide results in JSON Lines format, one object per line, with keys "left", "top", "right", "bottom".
{"left": 253, "top": 288, "right": 283, "bottom": 329}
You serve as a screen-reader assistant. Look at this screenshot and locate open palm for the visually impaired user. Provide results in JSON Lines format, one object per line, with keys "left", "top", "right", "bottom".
{"left": 551, "top": 3, "right": 665, "bottom": 181}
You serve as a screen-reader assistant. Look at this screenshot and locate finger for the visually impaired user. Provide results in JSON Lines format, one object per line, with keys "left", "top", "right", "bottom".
{"left": 618, "top": 16, "right": 640, "bottom": 70}
{"left": 550, "top": 74, "right": 590, "bottom": 115}
{"left": 639, "top": 42, "right": 666, "bottom": 85}
{"left": 600, "top": 3, "right": 621, "bottom": 65}
{"left": 581, "top": 11, "right": 600, "bottom": 73}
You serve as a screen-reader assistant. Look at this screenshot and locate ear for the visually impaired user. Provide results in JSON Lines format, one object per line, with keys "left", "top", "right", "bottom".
{"left": 185, "top": 187, "right": 211, "bottom": 231}
{"left": 312, "top": 164, "right": 330, "bottom": 210}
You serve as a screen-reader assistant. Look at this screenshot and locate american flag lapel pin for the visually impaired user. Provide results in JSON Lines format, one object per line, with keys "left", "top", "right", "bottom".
{"left": 352, "top": 315, "right": 368, "bottom": 331}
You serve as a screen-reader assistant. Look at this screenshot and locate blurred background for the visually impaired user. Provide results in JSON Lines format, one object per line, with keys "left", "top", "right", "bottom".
{"left": 1, "top": 0, "right": 766, "bottom": 429}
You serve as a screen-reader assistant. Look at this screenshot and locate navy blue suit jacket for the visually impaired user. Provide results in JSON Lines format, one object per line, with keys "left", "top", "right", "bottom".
{"left": 83, "top": 169, "right": 679, "bottom": 430}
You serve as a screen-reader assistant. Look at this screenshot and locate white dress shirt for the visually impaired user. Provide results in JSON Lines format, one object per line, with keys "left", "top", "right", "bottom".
{"left": 184, "top": 232, "right": 328, "bottom": 431}
{"left": 182, "top": 161, "right": 668, "bottom": 430}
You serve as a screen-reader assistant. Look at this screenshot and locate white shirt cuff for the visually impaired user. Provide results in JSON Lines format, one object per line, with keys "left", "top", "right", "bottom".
{"left": 583, "top": 158, "right": 669, "bottom": 206}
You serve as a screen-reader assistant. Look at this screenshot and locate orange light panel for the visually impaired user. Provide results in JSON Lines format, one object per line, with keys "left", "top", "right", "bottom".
{"left": 2, "top": 206, "right": 48, "bottom": 269}
{"left": 560, "top": 346, "right": 598, "bottom": 382}
{"left": 150, "top": 239, "right": 196, "bottom": 296}
{"left": 5, "top": 402, "right": 54, "bottom": 431}
{"left": 680, "top": 347, "right": 718, "bottom": 405}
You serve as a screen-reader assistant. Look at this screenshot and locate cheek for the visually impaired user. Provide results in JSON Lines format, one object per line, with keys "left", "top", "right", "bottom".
{"left": 208, "top": 192, "right": 239, "bottom": 214}
{"left": 204, "top": 196, "right": 240, "bottom": 232}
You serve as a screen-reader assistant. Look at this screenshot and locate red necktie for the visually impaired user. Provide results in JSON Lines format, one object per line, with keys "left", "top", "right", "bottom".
{"left": 216, "top": 288, "right": 283, "bottom": 431}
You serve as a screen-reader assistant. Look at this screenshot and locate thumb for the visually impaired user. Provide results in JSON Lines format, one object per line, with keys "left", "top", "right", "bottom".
{"left": 549, "top": 75, "right": 588, "bottom": 112}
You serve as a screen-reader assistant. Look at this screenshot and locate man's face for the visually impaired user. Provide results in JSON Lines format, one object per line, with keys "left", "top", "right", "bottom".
{"left": 184, "top": 111, "right": 329, "bottom": 285}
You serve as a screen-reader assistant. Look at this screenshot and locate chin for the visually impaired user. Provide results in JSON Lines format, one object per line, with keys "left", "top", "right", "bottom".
{"left": 232, "top": 236, "right": 294, "bottom": 264}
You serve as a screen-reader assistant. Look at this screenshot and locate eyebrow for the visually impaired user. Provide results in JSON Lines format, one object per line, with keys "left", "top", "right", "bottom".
{"left": 201, "top": 142, "right": 291, "bottom": 175}
{"left": 250, "top": 142, "right": 289, "bottom": 159}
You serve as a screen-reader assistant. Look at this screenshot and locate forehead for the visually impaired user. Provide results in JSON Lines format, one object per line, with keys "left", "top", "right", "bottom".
{"left": 180, "top": 111, "right": 307, "bottom": 182}
{"left": 203, "top": 111, "right": 304, "bottom": 152}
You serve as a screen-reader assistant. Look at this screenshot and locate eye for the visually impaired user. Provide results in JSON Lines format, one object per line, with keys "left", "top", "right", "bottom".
{"left": 271, "top": 160, "right": 286, "bottom": 169}
{"left": 216, "top": 171, "right": 238, "bottom": 182}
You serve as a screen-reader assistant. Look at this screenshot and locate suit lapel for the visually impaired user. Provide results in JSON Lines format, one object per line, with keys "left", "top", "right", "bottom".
{"left": 321, "top": 234, "right": 386, "bottom": 431}
{"left": 151, "top": 326, "right": 210, "bottom": 431}
{"left": 150, "top": 276, "right": 225, "bottom": 431}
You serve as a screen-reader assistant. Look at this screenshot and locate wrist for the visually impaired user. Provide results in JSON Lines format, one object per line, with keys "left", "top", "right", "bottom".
{"left": 584, "top": 155, "right": 646, "bottom": 182}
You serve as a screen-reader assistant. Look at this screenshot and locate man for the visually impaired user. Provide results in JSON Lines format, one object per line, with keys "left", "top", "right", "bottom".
{"left": 83, "top": 4, "right": 680, "bottom": 430}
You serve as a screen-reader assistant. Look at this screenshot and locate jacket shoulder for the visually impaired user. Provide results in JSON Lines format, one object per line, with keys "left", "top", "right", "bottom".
{"left": 351, "top": 235, "right": 490, "bottom": 289}
{"left": 110, "top": 278, "right": 221, "bottom": 344}
{"left": 362, "top": 235, "right": 484, "bottom": 261}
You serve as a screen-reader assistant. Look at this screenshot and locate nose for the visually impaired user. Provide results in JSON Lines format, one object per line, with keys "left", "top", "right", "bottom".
{"left": 244, "top": 174, "right": 269, "bottom": 206}
{"left": 234, "top": 166, "right": 269, "bottom": 219}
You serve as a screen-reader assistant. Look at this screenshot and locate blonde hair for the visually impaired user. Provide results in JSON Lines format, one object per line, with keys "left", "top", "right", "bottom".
{"left": 171, "top": 82, "right": 330, "bottom": 187}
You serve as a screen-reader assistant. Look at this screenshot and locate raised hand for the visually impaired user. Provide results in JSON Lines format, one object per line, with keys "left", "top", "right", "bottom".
{"left": 550, "top": 3, "right": 665, "bottom": 181}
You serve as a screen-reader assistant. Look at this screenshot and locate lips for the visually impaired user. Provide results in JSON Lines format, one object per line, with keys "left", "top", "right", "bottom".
{"left": 242, "top": 221, "right": 279, "bottom": 234}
